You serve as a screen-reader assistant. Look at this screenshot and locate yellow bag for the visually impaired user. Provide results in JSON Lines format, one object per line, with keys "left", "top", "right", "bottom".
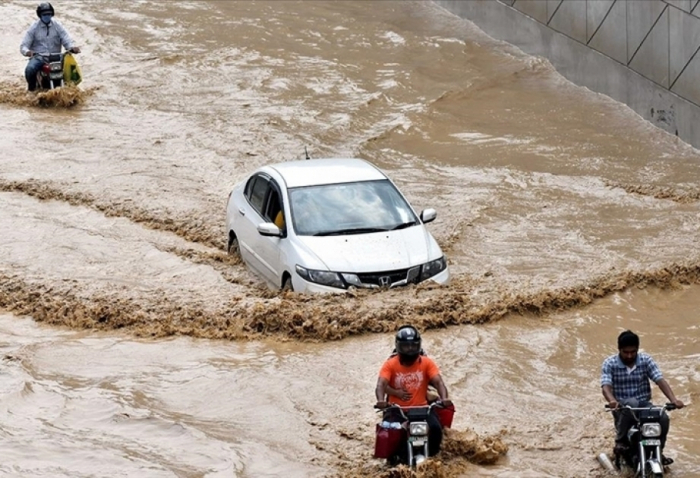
{"left": 62, "top": 52, "right": 82, "bottom": 85}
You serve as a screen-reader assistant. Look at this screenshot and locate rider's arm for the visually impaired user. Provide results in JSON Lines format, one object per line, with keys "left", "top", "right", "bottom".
{"left": 20, "top": 24, "right": 36, "bottom": 56}
{"left": 384, "top": 385, "right": 401, "bottom": 398}
{"left": 601, "top": 384, "right": 617, "bottom": 404}
{"left": 600, "top": 358, "right": 618, "bottom": 407}
{"left": 375, "top": 376, "right": 389, "bottom": 402}
{"left": 656, "top": 378, "right": 685, "bottom": 408}
{"left": 646, "top": 355, "right": 684, "bottom": 407}
{"left": 53, "top": 20, "right": 77, "bottom": 52}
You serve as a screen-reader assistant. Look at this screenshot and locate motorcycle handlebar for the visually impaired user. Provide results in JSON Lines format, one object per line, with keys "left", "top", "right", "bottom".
{"left": 374, "top": 401, "right": 447, "bottom": 412}
{"left": 32, "top": 50, "right": 78, "bottom": 59}
{"left": 604, "top": 403, "right": 678, "bottom": 411}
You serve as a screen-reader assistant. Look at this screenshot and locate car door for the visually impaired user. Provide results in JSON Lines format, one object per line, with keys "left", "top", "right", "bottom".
{"left": 237, "top": 174, "right": 285, "bottom": 286}
{"left": 236, "top": 174, "right": 271, "bottom": 279}
{"left": 254, "top": 179, "right": 286, "bottom": 285}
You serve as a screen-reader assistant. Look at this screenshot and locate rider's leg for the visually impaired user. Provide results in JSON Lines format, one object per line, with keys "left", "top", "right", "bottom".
{"left": 659, "top": 410, "right": 670, "bottom": 450}
{"left": 427, "top": 410, "right": 443, "bottom": 456}
{"left": 383, "top": 408, "right": 408, "bottom": 464}
{"left": 613, "top": 398, "right": 640, "bottom": 449}
{"left": 24, "top": 57, "right": 43, "bottom": 91}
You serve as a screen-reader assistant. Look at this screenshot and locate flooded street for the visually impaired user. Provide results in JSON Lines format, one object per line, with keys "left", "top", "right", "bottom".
{"left": 0, "top": 1, "right": 698, "bottom": 476}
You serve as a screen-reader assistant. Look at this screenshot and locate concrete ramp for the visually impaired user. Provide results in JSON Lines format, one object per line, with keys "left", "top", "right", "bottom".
{"left": 435, "top": 0, "right": 700, "bottom": 149}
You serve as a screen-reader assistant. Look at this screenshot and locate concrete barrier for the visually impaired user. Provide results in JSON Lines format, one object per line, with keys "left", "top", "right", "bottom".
{"left": 434, "top": 0, "right": 700, "bottom": 149}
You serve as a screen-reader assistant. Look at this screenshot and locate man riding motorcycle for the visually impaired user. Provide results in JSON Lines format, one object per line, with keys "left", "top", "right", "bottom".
{"left": 19, "top": 2, "right": 81, "bottom": 92}
{"left": 601, "top": 330, "right": 685, "bottom": 465}
{"left": 375, "top": 325, "right": 452, "bottom": 459}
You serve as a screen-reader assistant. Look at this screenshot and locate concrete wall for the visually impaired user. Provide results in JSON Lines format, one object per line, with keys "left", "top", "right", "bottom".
{"left": 434, "top": 0, "right": 700, "bottom": 149}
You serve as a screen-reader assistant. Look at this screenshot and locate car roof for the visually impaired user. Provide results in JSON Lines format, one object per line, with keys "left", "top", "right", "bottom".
{"left": 267, "top": 158, "right": 388, "bottom": 188}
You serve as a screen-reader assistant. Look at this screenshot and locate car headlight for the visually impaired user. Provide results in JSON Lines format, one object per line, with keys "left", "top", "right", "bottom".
{"left": 409, "top": 422, "right": 428, "bottom": 436}
{"left": 295, "top": 265, "right": 345, "bottom": 289}
{"left": 340, "top": 273, "right": 362, "bottom": 287}
{"left": 419, "top": 256, "right": 446, "bottom": 281}
{"left": 641, "top": 423, "right": 662, "bottom": 437}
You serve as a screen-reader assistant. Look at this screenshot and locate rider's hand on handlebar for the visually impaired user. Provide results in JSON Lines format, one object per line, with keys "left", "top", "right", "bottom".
{"left": 671, "top": 399, "right": 685, "bottom": 409}
{"left": 374, "top": 401, "right": 389, "bottom": 410}
{"left": 70, "top": 47, "right": 81, "bottom": 54}
{"left": 25, "top": 50, "right": 34, "bottom": 57}
{"left": 440, "top": 399, "right": 453, "bottom": 408}
{"left": 607, "top": 400, "right": 619, "bottom": 410}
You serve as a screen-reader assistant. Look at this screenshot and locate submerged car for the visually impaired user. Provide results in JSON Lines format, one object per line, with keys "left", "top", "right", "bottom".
{"left": 225, "top": 158, "right": 449, "bottom": 293}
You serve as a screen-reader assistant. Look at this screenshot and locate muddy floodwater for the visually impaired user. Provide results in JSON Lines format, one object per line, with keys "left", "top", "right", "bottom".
{"left": 1, "top": 1, "right": 699, "bottom": 477}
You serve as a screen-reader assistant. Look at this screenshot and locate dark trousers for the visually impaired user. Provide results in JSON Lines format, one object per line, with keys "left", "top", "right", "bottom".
{"left": 383, "top": 408, "right": 443, "bottom": 458}
{"left": 25, "top": 57, "right": 44, "bottom": 91}
{"left": 613, "top": 398, "right": 670, "bottom": 450}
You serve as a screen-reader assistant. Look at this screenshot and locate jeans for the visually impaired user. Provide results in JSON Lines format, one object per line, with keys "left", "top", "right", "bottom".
{"left": 25, "top": 57, "right": 44, "bottom": 91}
{"left": 613, "top": 398, "right": 670, "bottom": 450}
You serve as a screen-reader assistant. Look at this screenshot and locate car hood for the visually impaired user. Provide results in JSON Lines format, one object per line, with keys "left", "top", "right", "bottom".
{"left": 295, "top": 226, "right": 440, "bottom": 272}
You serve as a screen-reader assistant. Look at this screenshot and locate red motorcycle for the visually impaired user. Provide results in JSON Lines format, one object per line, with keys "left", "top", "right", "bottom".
{"left": 374, "top": 401, "right": 455, "bottom": 467}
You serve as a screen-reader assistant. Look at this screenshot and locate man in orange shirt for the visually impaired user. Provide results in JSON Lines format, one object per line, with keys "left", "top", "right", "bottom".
{"left": 375, "top": 325, "right": 452, "bottom": 458}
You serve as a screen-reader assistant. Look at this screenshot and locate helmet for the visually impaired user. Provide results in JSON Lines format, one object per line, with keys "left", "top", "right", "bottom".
{"left": 395, "top": 325, "right": 421, "bottom": 360}
{"left": 36, "top": 2, "right": 54, "bottom": 18}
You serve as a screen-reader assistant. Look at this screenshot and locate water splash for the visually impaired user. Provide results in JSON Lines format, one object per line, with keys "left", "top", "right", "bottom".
{"left": 0, "top": 81, "right": 93, "bottom": 108}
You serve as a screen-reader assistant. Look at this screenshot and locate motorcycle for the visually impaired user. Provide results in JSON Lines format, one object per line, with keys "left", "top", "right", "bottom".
{"left": 34, "top": 52, "right": 65, "bottom": 90}
{"left": 374, "top": 401, "right": 454, "bottom": 468}
{"left": 33, "top": 51, "right": 80, "bottom": 90}
{"left": 606, "top": 403, "right": 677, "bottom": 478}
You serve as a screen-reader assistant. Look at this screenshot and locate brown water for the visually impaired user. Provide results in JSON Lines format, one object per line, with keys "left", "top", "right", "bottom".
{"left": 1, "top": 1, "right": 698, "bottom": 476}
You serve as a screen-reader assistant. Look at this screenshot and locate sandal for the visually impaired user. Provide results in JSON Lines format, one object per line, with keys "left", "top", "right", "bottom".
{"left": 661, "top": 455, "right": 674, "bottom": 466}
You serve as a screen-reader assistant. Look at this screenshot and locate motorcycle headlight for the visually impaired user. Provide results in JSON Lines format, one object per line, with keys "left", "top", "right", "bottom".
{"left": 409, "top": 422, "right": 428, "bottom": 436}
{"left": 641, "top": 423, "right": 662, "bottom": 437}
{"left": 419, "top": 256, "right": 446, "bottom": 281}
{"left": 295, "top": 265, "right": 345, "bottom": 289}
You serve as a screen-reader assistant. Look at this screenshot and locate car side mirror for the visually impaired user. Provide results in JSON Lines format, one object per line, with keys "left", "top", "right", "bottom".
{"left": 258, "top": 222, "right": 283, "bottom": 237}
{"left": 420, "top": 208, "right": 437, "bottom": 224}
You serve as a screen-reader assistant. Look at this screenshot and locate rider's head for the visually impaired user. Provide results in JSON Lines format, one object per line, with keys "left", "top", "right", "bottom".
{"left": 36, "top": 2, "right": 54, "bottom": 23}
{"left": 395, "top": 325, "right": 421, "bottom": 365}
{"left": 617, "top": 330, "right": 639, "bottom": 366}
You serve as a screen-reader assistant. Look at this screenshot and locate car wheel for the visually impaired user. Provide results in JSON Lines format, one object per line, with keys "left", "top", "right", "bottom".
{"left": 227, "top": 232, "right": 241, "bottom": 257}
{"left": 281, "top": 275, "right": 293, "bottom": 292}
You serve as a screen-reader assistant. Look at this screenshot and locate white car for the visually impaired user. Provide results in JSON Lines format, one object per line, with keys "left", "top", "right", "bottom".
{"left": 225, "top": 158, "right": 449, "bottom": 293}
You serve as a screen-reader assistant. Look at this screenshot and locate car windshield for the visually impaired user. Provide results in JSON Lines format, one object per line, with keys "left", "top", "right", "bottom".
{"left": 288, "top": 179, "right": 419, "bottom": 236}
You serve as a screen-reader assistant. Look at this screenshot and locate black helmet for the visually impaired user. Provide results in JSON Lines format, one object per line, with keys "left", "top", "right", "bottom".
{"left": 36, "top": 2, "right": 54, "bottom": 18}
{"left": 395, "top": 325, "right": 421, "bottom": 360}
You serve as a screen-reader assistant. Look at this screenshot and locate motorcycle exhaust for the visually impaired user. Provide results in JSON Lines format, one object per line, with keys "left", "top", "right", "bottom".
{"left": 597, "top": 453, "right": 617, "bottom": 473}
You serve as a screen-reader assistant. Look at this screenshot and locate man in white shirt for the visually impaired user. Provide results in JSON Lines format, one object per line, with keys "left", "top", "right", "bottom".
{"left": 19, "top": 3, "right": 81, "bottom": 91}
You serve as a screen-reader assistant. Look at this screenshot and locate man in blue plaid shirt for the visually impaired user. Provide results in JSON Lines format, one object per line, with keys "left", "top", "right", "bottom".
{"left": 601, "top": 330, "right": 685, "bottom": 462}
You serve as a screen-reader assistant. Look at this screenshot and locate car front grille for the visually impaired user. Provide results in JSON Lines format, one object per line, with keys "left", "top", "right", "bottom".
{"left": 356, "top": 267, "right": 420, "bottom": 288}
